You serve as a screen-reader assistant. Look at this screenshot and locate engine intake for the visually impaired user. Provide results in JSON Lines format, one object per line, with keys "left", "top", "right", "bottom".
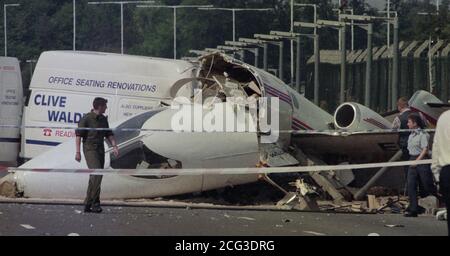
{"left": 334, "top": 103, "right": 391, "bottom": 131}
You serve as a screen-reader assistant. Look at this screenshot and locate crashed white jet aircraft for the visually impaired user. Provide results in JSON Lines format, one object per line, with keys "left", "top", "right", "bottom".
{"left": 3, "top": 52, "right": 447, "bottom": 200}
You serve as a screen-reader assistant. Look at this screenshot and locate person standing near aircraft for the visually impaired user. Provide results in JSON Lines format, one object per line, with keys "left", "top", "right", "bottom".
{"left": 75, "top": 97, "right": 119, "bottom": 213}
{"left": 431, "top": 110, "right": 450, "bottom": 235}
{"left": 392, "top": 97, "right": 414, "bottom": 172}
{"left": 404, "top": 113, "right": 437, "bottom": 217}
{"left": 392, "top": 97, "right": 429, "bottom": 184}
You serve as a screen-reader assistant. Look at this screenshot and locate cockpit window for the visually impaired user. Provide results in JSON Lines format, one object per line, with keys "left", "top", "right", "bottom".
{"left": 109, "top": 108, "right": 182, "bottom": 179}
{"left": 110, "top": 140, "right": 182, "bottom": 179}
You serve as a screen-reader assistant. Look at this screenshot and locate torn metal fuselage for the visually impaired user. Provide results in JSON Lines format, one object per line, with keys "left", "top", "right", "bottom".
{"left": 5, "top": 52, "right": 333, "bottom": 200}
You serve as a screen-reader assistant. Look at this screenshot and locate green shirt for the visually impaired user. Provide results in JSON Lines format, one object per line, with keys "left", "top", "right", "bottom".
{"left": 76, "top": 111, "right": 114, "bottom": 149}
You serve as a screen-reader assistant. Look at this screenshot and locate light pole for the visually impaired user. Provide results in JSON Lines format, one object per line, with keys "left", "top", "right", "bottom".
{"left": 418, "top": 6, "right": 441, "bottom": 94}
{"left": 294, "top": 21, "right": 322, "bottom": 104}
{"left": 225, "top": 41, "right": 260, "bottom": 67}
{"left": 270, "top": 31, "right": 315, "bottom": 95}
{"left": 316, "top": 19, "right": 347, "bottom": 104}
{"left": 387, "top": 0, "right": 390, "bottom": 49}
{"left": 293, "top": 3, "right": 317, "bottom": 91}
{"left": 333, "top": 8, "right": 355, "bottom": 51}
{"left": 254, "top": 34, "right": 285, "bottom": 82}
{"left": 26, "top": 59, "right": 37, "bottom": 81}
{"left": 239, "top": 38, "right": 270, "bottom": 71}
{"left": 73, "top": 0, "right": 76, "bottom": 51}
{"left": 88, "top": 1, "right": 155, "bottom": 55}
{"left": 197, "top": 8, "right": 273, "bottom": 42}
{"left": 138, "top": 5, "right": 213, "bottom": 59}
{"left": 340, "top": 14, "right": 375, "bottom": 107}
{"left": 4, "top": 3, "right": 20, "bottom": 57}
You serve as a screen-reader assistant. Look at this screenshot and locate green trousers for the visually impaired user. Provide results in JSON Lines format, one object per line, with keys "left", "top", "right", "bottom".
{"left": 83, "top": 147, "right": 105, "bottom": 208}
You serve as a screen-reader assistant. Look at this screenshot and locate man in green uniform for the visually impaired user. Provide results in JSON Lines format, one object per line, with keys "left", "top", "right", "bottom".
{"left": 75, "top": 97, "right": 119, "bottom": 213}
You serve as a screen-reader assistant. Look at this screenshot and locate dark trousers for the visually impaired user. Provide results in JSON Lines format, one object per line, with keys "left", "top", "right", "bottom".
{"left": 83, "top": 148, "right": 105, "bottom": 208}
{"left": 407, "top": 156, "right": 437, "bottom": 213}
{"left": 439, "top": 165, "right": 450, "bottom": 236}
{"left": 401, "top": 147, "right": 410, "bottom": 194}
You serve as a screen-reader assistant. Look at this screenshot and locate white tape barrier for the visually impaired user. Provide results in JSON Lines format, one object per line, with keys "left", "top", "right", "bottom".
{"left": 0, "top": 125, "right": 436, "bottom": 135}
{"left": 3, "top": 159, "right": 433, "bottom": 176}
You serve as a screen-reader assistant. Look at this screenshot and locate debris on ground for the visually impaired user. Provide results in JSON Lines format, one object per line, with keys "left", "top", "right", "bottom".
{"left": 237, "top": 217, "right": 256, "bottom": 221}
{"left": 371, "top": 196, "right": 408, "bottom": 214}
{"left": 418, "top": 196, "right": 439, "bottom": 215}
{"left": 303, "top": 230, "right": 326, "bottom": 236}
{"left": 436, "top": 209, "right": 447, "bottom": 221}
{"left": 0, "top": 175, "right": 17, "bottom": 198}
{"left": 384, "top": 224, "right": 405, "bottom": 228}
{"left": 366, "top": 186, "right": 399, "bottom": 197}
{"left": 20, "top": 224, "right": 36, "bottom": 230}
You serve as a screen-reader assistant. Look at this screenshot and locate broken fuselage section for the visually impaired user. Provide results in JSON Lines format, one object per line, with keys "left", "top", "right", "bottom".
{"left": 6, "top": 52, "right": 332, "bottom": 200}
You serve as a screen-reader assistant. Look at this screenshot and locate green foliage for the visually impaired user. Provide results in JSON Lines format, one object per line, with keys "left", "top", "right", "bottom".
{"left": 0, "top": 0, "right": 448, "bottom": 87}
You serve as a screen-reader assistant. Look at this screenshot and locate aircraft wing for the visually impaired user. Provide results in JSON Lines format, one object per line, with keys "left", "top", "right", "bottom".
{"left": 292, "top": 131, "right": 401, "bottom": 162}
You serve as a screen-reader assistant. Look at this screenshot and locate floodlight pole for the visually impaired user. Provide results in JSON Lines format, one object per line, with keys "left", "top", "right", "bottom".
{"left": 4, "top": 3, "right": 20, "bottom": 57}
{"left": 198, "top": 8, "right": 273, "bottom": 42}
{"left": 270, "top": 31, "right": 315, "bottom": 94}
{"left": 26, "top": 60, "right": 37, "bottom": 81}
{"left": 392, "top": 16, "right": 399, "bottom": 107}
{"left": 263, "top": 43, "right": 268, "bottom": 71}
{"left": 73, "top": 0, "right": 76, "bottom": 51}
{"left": 340, "top": 25, "right": 347, "bottom": 103}
{"left": 294, "top": 22, "right": 321, "bottom": 104}
{"left": 316, "top": 19, "right": 346, "bottom": 103}
{"left": 294, "top": 3, "right": 318, "bottom": 92}
{"left": 255, "top": 34, "right": 285, "bottom": 81}
{"left": 340, "top": 14, "right": 375, "bottom": 106}
{"left": 225, "top": 41, "right": 260, "bottom": 67}
{"left": 239, "top": 38, "right": 270, "bottom": 71}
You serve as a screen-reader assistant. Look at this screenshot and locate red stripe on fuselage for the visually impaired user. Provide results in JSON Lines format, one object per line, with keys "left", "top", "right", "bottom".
{"left": 292, "top": 118, "right": 313, "bottom": 130}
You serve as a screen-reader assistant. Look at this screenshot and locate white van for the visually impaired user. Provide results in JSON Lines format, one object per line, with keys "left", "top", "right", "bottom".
{"left": 20, "top": 51, "right": 196, "bottom": 160}
{"left": 0, "top": 57, "right": 23, "bottom": 164}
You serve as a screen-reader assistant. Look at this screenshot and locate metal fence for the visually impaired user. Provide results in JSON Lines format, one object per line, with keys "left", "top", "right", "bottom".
{"left": 305, "top": 40, "right": 450, "bottom": 112}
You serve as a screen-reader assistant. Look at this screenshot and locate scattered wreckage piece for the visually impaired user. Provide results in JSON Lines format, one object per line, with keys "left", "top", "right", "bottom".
{"left": 294, "top": 148, "right": 350, "bottom": 203}
{"left": 436, "top": 209, "right": 447, "bottom": 221}
{"left": 0, "top": 175, "right": 18, "bottom": 198}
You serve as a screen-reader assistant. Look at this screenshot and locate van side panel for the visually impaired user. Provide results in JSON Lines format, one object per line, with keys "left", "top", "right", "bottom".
{"left": 0, "top": 58, "right": 23, "bottom": 163}
{"left": 21, "top": 51, "right": 195, "bottom": 159}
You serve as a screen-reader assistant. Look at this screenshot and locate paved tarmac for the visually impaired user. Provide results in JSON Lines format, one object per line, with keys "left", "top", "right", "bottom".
{"left": 0, "top": 203, "right": 447, "bottom": 236}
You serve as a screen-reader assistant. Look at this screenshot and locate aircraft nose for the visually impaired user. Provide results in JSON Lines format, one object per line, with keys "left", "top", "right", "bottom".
{"left": 139, "top": 105, "right": 259, "bottom": 168}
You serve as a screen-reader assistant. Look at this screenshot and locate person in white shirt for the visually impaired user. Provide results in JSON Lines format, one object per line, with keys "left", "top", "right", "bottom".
{"left": 431, "top": 110, "right": 450, "bottom": 235}
{"left": 404, "top": 113, "right": 437, "bottom": 217}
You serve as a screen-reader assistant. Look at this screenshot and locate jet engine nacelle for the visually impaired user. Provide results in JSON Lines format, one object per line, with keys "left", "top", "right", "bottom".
{"left": 334, "top": 102, "right": 392, "bottom": 131}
